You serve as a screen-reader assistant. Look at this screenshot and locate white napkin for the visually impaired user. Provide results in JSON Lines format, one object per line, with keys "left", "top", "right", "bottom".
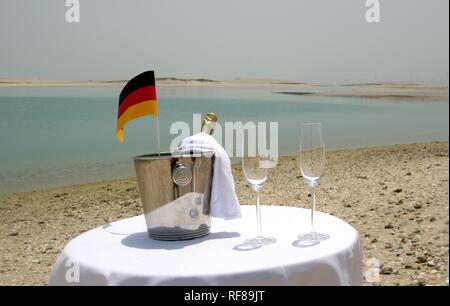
{"left": 174, "top": 133, "right": 241, "bottom": 220}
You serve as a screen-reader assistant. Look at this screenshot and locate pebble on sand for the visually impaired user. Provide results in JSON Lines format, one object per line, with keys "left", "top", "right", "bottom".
{"left": 416, "top": 256, "right": 428, "bottom": 263}
{"left": 380, "top": 267, "right": 394, "bottom": 275}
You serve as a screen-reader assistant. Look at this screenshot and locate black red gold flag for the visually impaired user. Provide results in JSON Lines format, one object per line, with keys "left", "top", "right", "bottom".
{"left": 117, "top": 71, "right": 158, "bottom": 142}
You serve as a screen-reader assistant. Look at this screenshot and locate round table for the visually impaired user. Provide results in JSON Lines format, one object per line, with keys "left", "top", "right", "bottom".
{"left": 49, "top": 205, "right": 362, "bottom": 286}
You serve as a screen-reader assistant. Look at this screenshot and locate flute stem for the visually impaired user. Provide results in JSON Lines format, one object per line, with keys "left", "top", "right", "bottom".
{"left": 256, "top": 190, "right": 262, "bottom": 239}
{"left": 311, "top": 187, "right": 316, "bottom": 236}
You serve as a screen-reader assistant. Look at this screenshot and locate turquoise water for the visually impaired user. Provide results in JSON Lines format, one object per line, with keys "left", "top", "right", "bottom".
{"left": 0, "top": 85, "right": 448, "bottom": 195}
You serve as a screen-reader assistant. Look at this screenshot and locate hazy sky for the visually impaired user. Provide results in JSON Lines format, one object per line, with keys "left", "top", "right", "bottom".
{"left": 0, "top": 0, "right": 448, "bottom": 84}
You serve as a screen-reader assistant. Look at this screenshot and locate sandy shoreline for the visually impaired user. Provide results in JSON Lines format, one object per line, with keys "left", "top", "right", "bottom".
{"left": 0, "top": 141, "right": 448, "bottom": 286}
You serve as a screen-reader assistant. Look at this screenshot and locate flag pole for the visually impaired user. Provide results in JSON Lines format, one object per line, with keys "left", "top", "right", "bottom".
{"left": 152, "top": 71, "right": 160, "bottom": 156}
{"left": 155, "top": 114, "right": 161, "bottom": 156}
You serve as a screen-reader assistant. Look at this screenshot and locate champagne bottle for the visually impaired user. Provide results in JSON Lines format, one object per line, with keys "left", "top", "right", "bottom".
{"left": 200, "top": 113, "right": 217, "bottom": 135}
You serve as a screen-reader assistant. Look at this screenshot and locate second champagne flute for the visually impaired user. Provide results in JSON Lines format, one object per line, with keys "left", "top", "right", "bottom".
{"left": 298, "top": 123, "right": 330, "bottom": 242}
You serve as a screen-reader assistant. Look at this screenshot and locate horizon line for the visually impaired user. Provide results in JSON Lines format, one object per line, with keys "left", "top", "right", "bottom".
{"left": 0, "top": 76, "right": 448, "bottom": 87}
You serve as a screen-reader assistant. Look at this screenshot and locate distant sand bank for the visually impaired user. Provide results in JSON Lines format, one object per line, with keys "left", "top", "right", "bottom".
{"left": 276, "top": 91, "right": 449, "bottom": 101}
{"left": 0, "top": 78, "right": 307, "bottom": 88}
{"left": 275, "top": 83, "right": 449, "bottom": 101}
{"left": 2, "top": 78, "right": 447, "bottom": 102}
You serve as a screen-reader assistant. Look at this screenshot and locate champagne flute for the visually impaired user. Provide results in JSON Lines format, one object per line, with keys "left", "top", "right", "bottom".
{"left": 298, "top": 123, "right": 329, "bottom": 242}
{"left": 242, "top": 126, "right": 276, "bottom": 247}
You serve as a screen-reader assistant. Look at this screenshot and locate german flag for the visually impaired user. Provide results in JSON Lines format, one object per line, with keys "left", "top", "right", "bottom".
{"left": 117, "top": 71, "right": 158, "bottom": 142}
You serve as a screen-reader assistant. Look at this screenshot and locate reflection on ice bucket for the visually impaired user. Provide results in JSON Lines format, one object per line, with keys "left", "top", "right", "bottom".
{"left": 133, "top": 152, "right": 214, "bottom": 240}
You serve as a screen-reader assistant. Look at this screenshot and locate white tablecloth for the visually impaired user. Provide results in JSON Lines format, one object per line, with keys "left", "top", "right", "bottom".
{"left": 49, "top": 205, "right": 362, "bottom": 286}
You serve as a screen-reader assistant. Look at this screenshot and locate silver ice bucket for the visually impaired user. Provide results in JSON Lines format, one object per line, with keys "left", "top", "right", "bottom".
{"left": 133, "top": 152, "right": 214, "bottom": 240}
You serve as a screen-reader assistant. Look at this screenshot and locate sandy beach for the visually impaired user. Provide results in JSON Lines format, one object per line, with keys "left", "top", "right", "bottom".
{"left": 0, "top": 141, "right": 448, "bottom": 286}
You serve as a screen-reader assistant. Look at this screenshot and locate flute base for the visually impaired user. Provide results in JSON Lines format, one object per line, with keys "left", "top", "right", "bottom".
{"left": 298, "top": 232, "right": 330, "bottom": 242}
{"left": 244, "top": 236, "right": 276, "bottom": 248}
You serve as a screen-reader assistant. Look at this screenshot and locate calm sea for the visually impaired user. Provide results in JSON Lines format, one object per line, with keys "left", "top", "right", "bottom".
{"left": 0, "top": 85, "right": 448, "bottom": 195}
